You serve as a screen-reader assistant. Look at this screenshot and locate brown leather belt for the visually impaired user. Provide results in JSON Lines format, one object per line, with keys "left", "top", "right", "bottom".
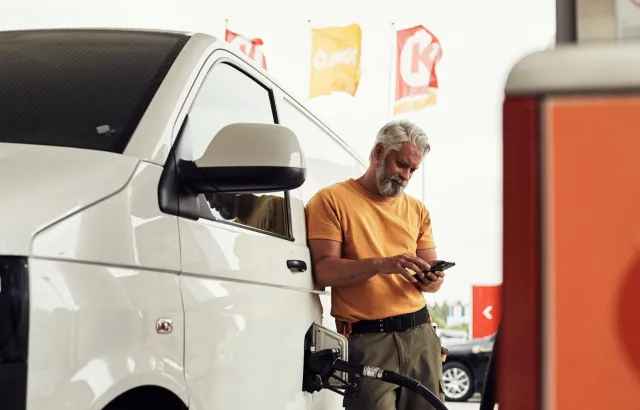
{"left": 350, "top": 306, "right": 430, "bottom": 334}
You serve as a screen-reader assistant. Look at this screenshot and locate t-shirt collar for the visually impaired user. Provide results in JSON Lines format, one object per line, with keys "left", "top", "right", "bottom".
{"left": 347, "top": 178, "right": 399, "bottom": 202}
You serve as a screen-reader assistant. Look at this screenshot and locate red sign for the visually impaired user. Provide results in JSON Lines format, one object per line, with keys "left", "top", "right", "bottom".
{"left": 225, "top": 29, "right": 267, "bottom": 70}
{"left": 394, "top": 25, "right": 442, "bottom": 115}
{"left": 472, "top": 284, "right": 502, "bottom": 339}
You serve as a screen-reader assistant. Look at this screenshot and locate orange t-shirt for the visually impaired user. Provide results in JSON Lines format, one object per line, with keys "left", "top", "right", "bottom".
{"left": 305, "top": 178, "right": 436, "bottom": 322}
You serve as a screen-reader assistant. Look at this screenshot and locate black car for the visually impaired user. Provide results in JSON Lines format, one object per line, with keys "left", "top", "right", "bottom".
{"left": 441, "top": 333, "right": 495, "bottom": 402}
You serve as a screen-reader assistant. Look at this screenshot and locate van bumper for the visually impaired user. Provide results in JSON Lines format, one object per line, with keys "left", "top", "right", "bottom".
{"left": 0, "top": 362, "right": 27, "bottom": 409}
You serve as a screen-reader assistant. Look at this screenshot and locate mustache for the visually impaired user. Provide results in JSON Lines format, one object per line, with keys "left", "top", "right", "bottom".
{"left": 389, "top": 175, "right": 407, "bottom": 186}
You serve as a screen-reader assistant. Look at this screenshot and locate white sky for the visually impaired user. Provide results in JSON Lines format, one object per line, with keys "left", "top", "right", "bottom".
{"left": 2, "top": 0, "right": 556, "bottom": 303}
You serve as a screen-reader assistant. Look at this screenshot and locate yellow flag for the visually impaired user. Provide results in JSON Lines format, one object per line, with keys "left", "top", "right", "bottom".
{"left": 309, "top": 24, "right": 362, "bottom": 98}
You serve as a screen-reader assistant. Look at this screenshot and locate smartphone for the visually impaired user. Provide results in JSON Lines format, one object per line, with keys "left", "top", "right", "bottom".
{"left": 413, "top": 260, "right": 455, "bottom": 282}
{"left": 428, "top": 260, "right": 456, "bottom": 273}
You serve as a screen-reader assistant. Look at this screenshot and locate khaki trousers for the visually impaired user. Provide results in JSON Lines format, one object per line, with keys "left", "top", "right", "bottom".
{"left": 343, "top": 323, "right": 446, "bottom": 410}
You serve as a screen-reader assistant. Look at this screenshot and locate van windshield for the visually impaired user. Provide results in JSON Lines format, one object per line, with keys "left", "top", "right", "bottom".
{"left": 0, "top": 30, "right": 188, "bottom": 153}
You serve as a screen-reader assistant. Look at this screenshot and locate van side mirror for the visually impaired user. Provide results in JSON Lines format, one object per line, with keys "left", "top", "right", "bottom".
{"left": 178, "top": 123, "right": 307, "bottom": 194}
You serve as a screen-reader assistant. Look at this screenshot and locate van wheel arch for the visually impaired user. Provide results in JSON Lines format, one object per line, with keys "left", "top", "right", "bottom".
{"left": 103, "top": 385, "right": 187, "bottom": 410}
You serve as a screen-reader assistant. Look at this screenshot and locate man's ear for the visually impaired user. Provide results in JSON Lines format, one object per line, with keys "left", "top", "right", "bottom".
{"left": 373, "top": 143, "right": 384, "bottom": 161}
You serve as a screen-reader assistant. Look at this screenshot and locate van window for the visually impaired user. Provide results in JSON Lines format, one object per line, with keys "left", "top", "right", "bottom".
{"left": 183, "top": 62, "right": 289, "bottom": 239}
{"left": 180, "top": 63, "right": 275, "bottom": 161}
{"left": 204, "top": 192, "right": 287, "bottom": 237}
{"left": 0, "top": 30, "right": 188, "bottom": 153}
{"left": 278, "top": 99, "right": 365, "bottom": 203}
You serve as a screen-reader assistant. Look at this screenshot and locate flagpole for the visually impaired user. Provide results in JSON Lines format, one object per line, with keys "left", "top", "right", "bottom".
{"left": 388, "top": 21, "right": 396, "bottom": 118}
{"left": 307, "top": 19, "right": 313, "bottom": 100}
{"left": 422, "top": 148, "right": 427, "bottom": 205}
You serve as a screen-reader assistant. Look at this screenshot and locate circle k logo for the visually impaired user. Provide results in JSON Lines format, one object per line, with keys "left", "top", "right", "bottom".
{"left": 399, "top": 29, "right": 442, "bottom": 88}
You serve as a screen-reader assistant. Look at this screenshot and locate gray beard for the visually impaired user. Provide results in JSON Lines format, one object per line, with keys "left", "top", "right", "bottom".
{"left": 376, "top": 162, "right": 407, "bottom": 197}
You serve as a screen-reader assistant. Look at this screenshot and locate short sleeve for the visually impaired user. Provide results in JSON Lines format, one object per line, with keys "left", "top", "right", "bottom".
{"left": 305, "top": 191, "right": 343, "bottom": 243}
{"left": 417, "top": 204, "right": 436, "bottom": 249}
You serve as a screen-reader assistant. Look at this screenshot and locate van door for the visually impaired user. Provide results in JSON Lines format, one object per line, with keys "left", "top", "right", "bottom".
{"left": 173, "top": 52, "right": 319, "bottom": 410}
{"left": 277, "top": 96, "right": 366, "bottom": 330}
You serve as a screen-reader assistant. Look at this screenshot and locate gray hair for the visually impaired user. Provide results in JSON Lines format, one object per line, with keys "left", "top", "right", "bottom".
{"left": 369, "top": 119, "right": 431, "bottom": 162}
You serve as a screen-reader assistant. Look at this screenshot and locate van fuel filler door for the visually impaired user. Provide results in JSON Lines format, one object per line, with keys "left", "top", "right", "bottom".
{"left": 302, "top": 322, "right": 354, "bottom": 396}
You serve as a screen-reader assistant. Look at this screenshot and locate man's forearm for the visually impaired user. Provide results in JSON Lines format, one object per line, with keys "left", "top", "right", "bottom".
{"left": 313, "top": 257, "right": 380, "bottom": 288}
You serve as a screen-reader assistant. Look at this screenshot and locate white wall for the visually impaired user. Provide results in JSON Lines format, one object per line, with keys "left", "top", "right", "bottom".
{"left": 1, "top": 0, "right": 556, "bottom": 302}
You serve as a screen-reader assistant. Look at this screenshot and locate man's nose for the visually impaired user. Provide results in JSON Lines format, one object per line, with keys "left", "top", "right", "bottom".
{"left": 401, "top": 169, "right": 411, "bottom": 180}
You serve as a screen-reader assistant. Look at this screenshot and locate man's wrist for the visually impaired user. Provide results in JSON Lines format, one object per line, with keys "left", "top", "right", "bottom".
{"left": 368, "top": 257, "right": 385, "bottom": 275}
{"left": 426, "top": 280, "right": 443, "bottom": 293}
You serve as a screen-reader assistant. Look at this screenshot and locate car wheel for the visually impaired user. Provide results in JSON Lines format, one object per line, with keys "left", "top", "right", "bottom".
{"left": 442, "top": 361, "right": 475, "bottom": 402}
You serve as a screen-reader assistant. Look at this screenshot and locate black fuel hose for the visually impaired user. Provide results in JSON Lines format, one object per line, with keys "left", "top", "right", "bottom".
{"left": 333, "top": 359, "right": 448, "bottom": 410}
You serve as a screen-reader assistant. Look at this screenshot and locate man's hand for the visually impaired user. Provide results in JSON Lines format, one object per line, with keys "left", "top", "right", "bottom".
{"left": 375, "top": 254, "right": 432, "bottom": 284}
{"left": 416, "top": 272, "right": 445, "bottom": 293}
{"left": 414, "top": 249, "right": 445, "bottom": 292}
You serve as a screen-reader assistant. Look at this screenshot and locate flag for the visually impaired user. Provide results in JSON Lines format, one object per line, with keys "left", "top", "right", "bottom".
{"left": 225, "top": 29, "right": 267, "bottom": 70}
{"left": 394, "top": 25, "right": 443, "bottom": 115}
{"left": 309, "top": 24, "right": 362, "bottom": 98}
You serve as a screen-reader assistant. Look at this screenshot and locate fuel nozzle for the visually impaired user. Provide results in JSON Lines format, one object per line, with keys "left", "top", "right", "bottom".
{"left": 303, "top": 348, "right": 360, "bottom": 398}
{"left": 304, "top": 348, "right": 449, "bottom": 410}
{"left": 306, "top": 348, "right": 341, "bottom": 378}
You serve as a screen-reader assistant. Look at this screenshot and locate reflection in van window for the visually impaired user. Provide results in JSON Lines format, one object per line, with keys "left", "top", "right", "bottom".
{"left": 205, "top": 193, "right": 287, "bottom": 237}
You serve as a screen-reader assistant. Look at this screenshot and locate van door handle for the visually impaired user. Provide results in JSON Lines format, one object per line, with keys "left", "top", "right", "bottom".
{"left": 287, "top": 260, "right": 307, "bottom": 273}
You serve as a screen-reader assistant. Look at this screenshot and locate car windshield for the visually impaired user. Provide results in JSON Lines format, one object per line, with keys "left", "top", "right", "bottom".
{"left": 0, "top": 29, "right": 188, "bottom": 153}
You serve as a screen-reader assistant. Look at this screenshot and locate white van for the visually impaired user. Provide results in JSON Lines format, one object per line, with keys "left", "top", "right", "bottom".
{"left": 0, "top": 28, "right": 366, "bottom": 410}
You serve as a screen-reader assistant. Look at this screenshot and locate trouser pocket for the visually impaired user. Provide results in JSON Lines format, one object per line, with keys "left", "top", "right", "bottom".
{"left": 439, "top": 379, "right": 446, "bottom": 402}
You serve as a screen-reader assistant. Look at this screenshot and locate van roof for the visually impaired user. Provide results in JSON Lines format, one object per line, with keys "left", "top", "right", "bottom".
{"left": 0, "top": 27, "right": 201, "bottom": 39}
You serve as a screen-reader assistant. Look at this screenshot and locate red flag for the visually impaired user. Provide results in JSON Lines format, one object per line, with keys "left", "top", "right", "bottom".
{"left": 225, "top": 29, "right": 267, "bottom": 70}
{"left": 394, "top": 25, "right": 442, "bottom": 115}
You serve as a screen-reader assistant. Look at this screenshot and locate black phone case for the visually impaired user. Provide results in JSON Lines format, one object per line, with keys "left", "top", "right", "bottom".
{"left": 413, "top": 261, "right": 455, "bottom": 283}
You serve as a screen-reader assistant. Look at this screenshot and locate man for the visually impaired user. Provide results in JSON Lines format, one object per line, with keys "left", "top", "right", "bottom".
{"left": 305, "top": 119, "right": 446, "bottom": 410}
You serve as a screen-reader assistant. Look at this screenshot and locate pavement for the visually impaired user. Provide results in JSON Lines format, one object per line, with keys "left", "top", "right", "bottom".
{"left": 445, "top": 394, "right": 497, "bottom": 410}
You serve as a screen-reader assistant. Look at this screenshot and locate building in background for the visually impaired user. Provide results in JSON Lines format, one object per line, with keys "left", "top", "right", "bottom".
{"left": 446, "top": 301, "right": 470, "bottom": 327}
